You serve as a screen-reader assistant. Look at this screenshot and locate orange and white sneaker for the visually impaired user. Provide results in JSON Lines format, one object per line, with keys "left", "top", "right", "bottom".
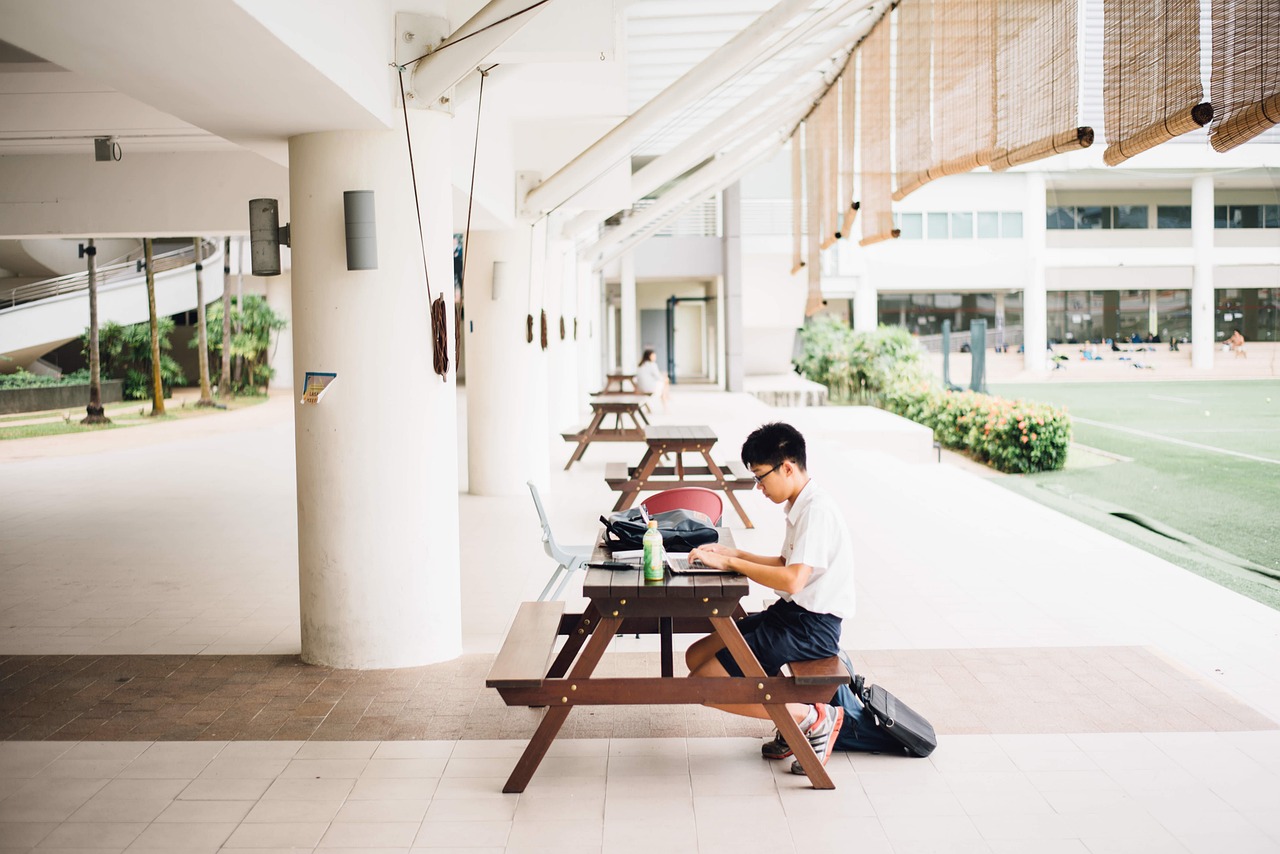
{"left": 790, "top": 703, "right": 844, "bottom": 775}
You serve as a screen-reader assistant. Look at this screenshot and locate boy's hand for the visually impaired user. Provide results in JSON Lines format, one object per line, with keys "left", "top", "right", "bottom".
{"left": 689, "top": 546, "right": 729, "bottom": 570}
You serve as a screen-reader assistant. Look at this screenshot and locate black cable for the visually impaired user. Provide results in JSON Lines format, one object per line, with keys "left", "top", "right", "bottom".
{"left": 403, "top": 0, "right": 552, "bottom": 67}
{"left": 398, "top": 68, "right": 433, "bottom": 304}
{"left": 461, "top": 64, "right": 498, "bottom": 291}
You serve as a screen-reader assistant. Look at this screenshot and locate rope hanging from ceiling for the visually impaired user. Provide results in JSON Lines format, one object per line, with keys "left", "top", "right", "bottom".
{"left": 397, "top": 69, "right": 449, "bottom": 380}
{"left": 926, "top": 0, "right": 997, "bottom": 180}
{"left": 1103, "top": 0, "right": 1211, "bottom": 165}
{"left": 893, "top": 0, "right": 934, "bottom": 201}
{"left": 1209, "top": 0, "right": 1280, "bottom": 152}
{"left": 858, "top": 17, "right": 900, "bottom": 245}
{"left": 990, "top": 0, "right": 1093, "bottom": 171}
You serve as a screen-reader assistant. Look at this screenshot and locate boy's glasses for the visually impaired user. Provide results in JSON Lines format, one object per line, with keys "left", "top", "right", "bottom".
{"left": 752, "top": 465, "right": 780, "bottom": 485}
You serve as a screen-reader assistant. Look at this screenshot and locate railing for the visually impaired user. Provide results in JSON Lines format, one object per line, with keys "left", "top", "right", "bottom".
{"left": 2, "top": 239, "right": 219, "bottom": 310}
{"left": 633, "top": 196, "right": 722, "bottom": 238}
{"left": 916, "top": 324, "right": 1024, "bottom": 353}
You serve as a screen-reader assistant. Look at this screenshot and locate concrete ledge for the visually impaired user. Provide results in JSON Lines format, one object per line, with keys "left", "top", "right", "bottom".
{"left": 743, "top": 373, "right": 828, "bottom": 407}
{"left": 770, "top": 404, "right": 937, "bottom": 465}
{"left": 0, "top": 380, "right": 123, "bottom": 415}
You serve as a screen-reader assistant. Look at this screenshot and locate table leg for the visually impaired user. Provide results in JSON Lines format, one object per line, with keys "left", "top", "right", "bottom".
{"left": 708, "top": 617, "right": 834, "bottom": 789}
{"left": 660, "top": 617, "right": 674, "bottom": 677}
{"left": 613, "top": 445, "right": 663, "bottom": 512}
{"left": 503, "top": 615, "right": 623, "bottom": 793}
{"left": 566, "top": 409, "right": 606, "bottom": 470}
{"left": 704, "top": 452, "right": 753, "bottom": 528}
{"left": 546, "top": 604, "right": 600, "bottom": 678}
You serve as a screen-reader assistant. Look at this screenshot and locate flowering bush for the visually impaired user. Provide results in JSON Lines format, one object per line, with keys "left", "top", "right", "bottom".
{"left": 796, "top": 319, "right": 1071, "bottom": 473}
{"left": 880, "top": 379, "right": 1071, "bottom": 473}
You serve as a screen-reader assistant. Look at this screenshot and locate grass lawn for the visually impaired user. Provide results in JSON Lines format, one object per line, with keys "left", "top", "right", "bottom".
{"left": 990, "top": 380, "right": 1280, "bottom": 609}
{"left": 0, "top": 395, "right": 268, "bottom": 440}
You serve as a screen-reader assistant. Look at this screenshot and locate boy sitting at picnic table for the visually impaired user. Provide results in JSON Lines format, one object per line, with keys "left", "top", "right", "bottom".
{"left": 688, "top": 422, "right": 856, "bottom": 775}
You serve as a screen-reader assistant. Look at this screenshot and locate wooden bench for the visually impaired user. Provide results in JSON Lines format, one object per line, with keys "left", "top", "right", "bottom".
{"left": 787, "top": 655, "right": 850, "bottom": 686}
{"left": 485, "top": 601, "right": 565, "bottom": 689}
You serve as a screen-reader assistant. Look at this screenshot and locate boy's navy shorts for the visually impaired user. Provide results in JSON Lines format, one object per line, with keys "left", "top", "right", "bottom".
{"left": 714, "top": 599, "right": 842, "bottom": 677}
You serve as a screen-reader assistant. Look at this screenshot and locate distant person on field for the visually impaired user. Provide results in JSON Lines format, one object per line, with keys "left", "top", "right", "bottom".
{"left": 635, "top": 347, "right": 670, "bottom": 411}
{"left": 1229, "top": 329, "right": 1247, "bottom": 358}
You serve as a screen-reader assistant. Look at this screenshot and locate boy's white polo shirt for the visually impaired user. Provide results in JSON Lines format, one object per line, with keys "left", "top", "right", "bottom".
{"left": 778, "top": 480, "right": 856, "bottom": 619}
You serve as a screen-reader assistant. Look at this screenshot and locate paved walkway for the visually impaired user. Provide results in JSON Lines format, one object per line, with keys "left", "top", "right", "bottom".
{"left": 2, "top": 386, "right": 1279, "bottom": 853}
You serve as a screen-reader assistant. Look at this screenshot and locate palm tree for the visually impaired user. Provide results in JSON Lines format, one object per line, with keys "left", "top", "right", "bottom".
{"left": 193, "top": 238, "right": 215, "bottom": 407}
{"left": 144, "top": 238, "right": 165, "bottom": 416}
{"left": 221, "top": 237, "right": 233, "bottom": 402}
{"left": 80, "top": 237, "right": 110, "bottom": 425}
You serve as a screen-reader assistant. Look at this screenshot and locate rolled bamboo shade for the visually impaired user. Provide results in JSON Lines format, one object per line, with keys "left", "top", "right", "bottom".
{"left": 859, "top": 18, "right": 900, "bottom": 246}
{"left": 894, "top": 0, "right": 934, "bottom": 201}
{"left": 790, "top": 132, "right": 804, "bottom": 275}
{"left": 991, "top": 0, "right": 1093, "bottom": 170}
{"left": 838, "top": 72, "right": 859, "bottom": 238}
{"left": 1209, "top": 0, "right": 1280, "bottom": 152}
{"left": 818, "top": 92, "right": 840, "bottom": 249}
{"left": 928, "top": 0, "right": 997, "bottom": 178}
{"left": 805, "top": 115, "right": 824, "bottom": 316}
{"left": 1103, "top": 0, "right": 1210, "bottom": 165}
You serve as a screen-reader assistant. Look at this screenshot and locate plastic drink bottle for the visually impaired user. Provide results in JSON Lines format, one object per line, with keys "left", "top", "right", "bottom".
{"left": 642, "top": 520, "right": 665, "bottom": 581}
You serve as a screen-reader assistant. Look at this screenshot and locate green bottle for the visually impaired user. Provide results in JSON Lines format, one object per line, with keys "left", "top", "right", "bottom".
{"left": 642, "top": 520, "right": 665, "bottom": 581}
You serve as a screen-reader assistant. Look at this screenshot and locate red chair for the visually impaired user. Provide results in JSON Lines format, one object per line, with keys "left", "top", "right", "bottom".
{"left": 641, "top": 487, "right": 723, "bottom": 526}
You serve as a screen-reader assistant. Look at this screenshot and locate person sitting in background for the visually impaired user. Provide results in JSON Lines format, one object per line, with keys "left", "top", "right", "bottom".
{"left": 1229, "top": 329, "right": 1247, "bottom": 358}
{"left": 635, "top": 347, "right": 671, "bottom": 411}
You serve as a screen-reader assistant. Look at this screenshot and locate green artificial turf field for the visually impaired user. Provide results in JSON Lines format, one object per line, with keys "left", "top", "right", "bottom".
{"left": 990, "top": 380, "right": 1280, "bottom": 609}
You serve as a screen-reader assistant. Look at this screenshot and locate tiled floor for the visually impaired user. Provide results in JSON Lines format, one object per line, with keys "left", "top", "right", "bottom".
{"left": 3, "top": 388, "right": 1280, "bottom": 852}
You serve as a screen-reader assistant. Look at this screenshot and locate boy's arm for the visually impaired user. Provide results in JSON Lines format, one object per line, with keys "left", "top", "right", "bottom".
{"left": 689, "top": 547, "right": 812, "bottom": 594}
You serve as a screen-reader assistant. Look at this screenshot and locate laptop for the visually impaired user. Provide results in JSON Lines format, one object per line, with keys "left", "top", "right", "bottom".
{"left": 666, "top": 552, "right": 737, "bottom": 575}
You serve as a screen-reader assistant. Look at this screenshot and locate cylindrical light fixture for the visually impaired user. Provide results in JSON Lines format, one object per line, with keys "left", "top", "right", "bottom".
{"left": 491, "top": 261, "right": 509, "bottom": 301}
{"left": 343, "top": 190, "right": 377, "bottom": 271}
{"left": 249, "top": 198, "right": 282, "bottom": 276}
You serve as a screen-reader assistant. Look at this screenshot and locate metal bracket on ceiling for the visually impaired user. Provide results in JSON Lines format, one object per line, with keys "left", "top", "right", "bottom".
{"left": 396, "top": 12, "right": 454, "bottom": 114}
{"left": 515, "top": 171, "right": 542, "bottom": 221}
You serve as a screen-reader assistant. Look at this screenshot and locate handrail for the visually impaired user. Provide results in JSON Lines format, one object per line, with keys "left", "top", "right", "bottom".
{"left": 2, "top": 239, "right": 220, "bottom": 310}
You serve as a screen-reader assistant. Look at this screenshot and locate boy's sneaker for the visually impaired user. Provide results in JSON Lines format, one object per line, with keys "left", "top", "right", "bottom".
{"left": 761, "top": 729, "right": 792, "bottom": 760}
{"left": 790, "top": 703, "right": 844, "bottom": 775}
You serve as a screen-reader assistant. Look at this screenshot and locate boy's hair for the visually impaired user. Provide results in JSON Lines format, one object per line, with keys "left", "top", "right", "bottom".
{"left": 741, "top": 422, "right": 807, "bottom": 471}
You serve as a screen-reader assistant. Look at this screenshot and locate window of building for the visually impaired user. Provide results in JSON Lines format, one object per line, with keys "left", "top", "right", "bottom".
{"left": 1047, "top": 206, "right": 1076, "bottom": 229}
{"left": 1215, "top": 204, "right": 1278, "bottom": 228}
{"left": 950, "top": 212, "right": 973, "bottom": 239}
{"left": 1266, "top": 205, "right": 1280, "bottom": 228}
{"left": 927, "top": 212, "right": 949, "bottom": 239}
{"left": 1001, "top": 212, "right": 1023, "bottom": 238}
{"left": 1157, "top": 205, "right": 1192, "bottom": 228}
{"left": 977, "top": 211, "right": 1000, "bottom": 238}
{"left": 1113, "top": 205, "right": 1148, "bottom": 228}
{"left": 1077, "top": 206, "right": 1111, "bottom": 229}
{"left": 896, "top": 212, "right": 922, "bottom": 239}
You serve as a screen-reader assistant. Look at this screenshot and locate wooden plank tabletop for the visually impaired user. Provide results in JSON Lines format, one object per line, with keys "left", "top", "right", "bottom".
{"left": 643, "top": 424, "right": 717, "bottom": 443}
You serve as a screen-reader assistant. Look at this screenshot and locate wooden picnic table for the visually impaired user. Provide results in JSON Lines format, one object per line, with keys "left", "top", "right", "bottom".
{"left": 600, "top": 371, "right": 638, "bottom": 393}
{"left": 561, "top": 394, "right": 651, "bottom": 470}
{"left": 484, "top": 530, "right": 849, "bottom": 792}
{"left": 605, "top": 425, "right": 756, "bottom": 527}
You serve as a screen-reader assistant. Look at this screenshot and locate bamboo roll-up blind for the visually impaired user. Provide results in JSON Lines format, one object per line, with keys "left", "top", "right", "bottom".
{"left": 991, "top": 0, "right": 1093, "bottom": 170}
{"left": 859, "top": 19, "right": 900, "bottom": 246}
{"left": 805, "top": 115, "right": 824, "bottom": 315}
{"left": 928, "top": 0, "right": 997, "bottom": 178}
{"left": 1103, "top": 0, "right": 1210, "bottom": 165}
{"left": 1209, "top": 0, "right": 1280, "bottom": 152}
{"left": 818, "top": 92, "right": 840, "bottom": 249}
{"left": 790, "top": 132, "right": 804, "bottom": 275}
{"left": 894, "top": 0, "right": 934, "bottom": 200}
{"left": 838, "top": 72, "right": 859, "bottom": 238}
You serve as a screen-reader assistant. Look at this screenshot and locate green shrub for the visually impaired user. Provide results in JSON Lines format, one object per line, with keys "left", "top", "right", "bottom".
{"left": 196, "top": 295, "right": 287, "bottom": 394}
{"left": 0, "top": 369, "right": 90, "bottom": 390}
{"left": 795, "top": 318, "right": 1070, "bottom": 473}
{"left": 882, "top": 378, "right": 1071, "bottom": 473}
{"left": 85, "top": 320, "right": 186, "bottom": 400}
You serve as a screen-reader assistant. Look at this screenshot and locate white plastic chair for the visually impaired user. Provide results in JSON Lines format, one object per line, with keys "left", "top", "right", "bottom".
{"left": 528, "top": 481, "right": 593, "bottom": 601}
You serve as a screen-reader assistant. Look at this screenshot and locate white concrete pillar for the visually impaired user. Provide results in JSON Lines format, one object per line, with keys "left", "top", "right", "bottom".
{"left": 1149, "top": 288, "right": 1159, "bottom": 337}
{"left": 289, "top": 112, "right": 460, "bottom": 669}
{"left": 526, "top": 219, "right": 552, "bottom": 494}
{"left": 722, "top": 182, "right": 745, "bottom": 391}
{"left": 554, "top": 240, "right": 581, "bottom": 428}
{"left": 264, "top": 272, "right": 293, "bottom": 390}
{"left": 464, "top": 228, "right": 538, "bottom": 496}
{"left": 577, "top": 256, "right": 602, "bottom": 401}
{"left": 854, "top": 278, "right": 877, "bottom": 333}
{"left": 619, "top": 251, "right": 637, "bottom": 370}
{"left": 1191, "top": 175, "right": 1215, "bottom": 370}
{"left": 994, "top": 291, "right": 1006, "bottom": 350}
{"left": 1022, "top": 172, "right": 1048, "bottom": 372}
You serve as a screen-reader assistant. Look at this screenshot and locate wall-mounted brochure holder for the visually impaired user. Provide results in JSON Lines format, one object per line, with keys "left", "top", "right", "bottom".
{"left": 300, "top": 371, "right": 337, "bottom": 405}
